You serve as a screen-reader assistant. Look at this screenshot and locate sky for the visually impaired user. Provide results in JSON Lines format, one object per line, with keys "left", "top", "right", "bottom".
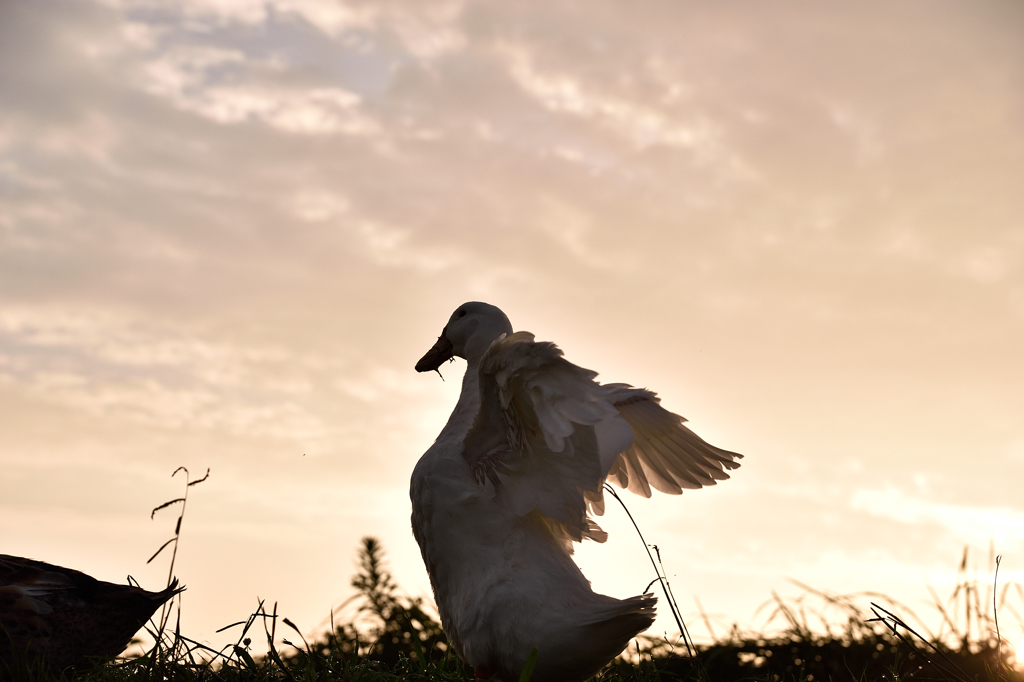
{"left": 2, "top": 0, "right": 1024, "bottom": 657}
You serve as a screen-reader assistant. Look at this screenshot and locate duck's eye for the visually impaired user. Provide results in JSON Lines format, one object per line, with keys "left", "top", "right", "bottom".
{"left": 458, "top": 310, "right": 466, "bottom": 318}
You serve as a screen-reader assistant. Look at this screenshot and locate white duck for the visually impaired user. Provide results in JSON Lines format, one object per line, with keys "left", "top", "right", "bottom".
{"left": 410, "top": 302, "right": 742, "bottom": 682}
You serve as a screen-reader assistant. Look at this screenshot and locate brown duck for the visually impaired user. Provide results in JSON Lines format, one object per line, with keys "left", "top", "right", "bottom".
{"left": 0, "top": 554, "right": 181, "bottom": 672}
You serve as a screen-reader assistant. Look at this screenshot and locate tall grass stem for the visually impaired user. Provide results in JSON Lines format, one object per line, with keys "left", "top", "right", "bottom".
{"left": 604, "top": 483, "right": 695, "bottom": 657}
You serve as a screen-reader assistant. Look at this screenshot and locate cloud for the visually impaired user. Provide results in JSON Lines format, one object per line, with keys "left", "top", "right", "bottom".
{"left": 0, "top": 305, "right": 335, "bottom": 444}
{"left": 142, "top": 46, "right": 381, "bottom": 135}
{"left": 851, "top": 486, "right": 1024, "bottom": 551}
{"left": 499, "top": 42, "right": 723, "bottom": 157}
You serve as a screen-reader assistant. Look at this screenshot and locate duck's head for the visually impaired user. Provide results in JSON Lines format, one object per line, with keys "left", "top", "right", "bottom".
{"left": 416, "top": 302, "right": 513, "bottom": 372}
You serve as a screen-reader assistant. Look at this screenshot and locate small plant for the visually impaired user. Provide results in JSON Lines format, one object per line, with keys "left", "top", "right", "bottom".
{"left": 282, "top": 537, "right": 453, "bottom": 673}
{"left": 869, "top": 547, "right": 1024, "bottom": 682}
{"left": 126, "top": 466, "right": 209, "bottom": 673}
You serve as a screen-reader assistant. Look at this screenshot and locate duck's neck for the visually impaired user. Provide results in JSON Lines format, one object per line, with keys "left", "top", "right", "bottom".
{"left": 435, "top": 359, "right": 482, "bottom": 446}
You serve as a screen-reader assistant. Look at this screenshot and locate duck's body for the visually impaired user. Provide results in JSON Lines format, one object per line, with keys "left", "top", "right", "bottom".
{"left": 0, "top": 554, "right": 181, "bottom": 672}
{"left": 411, "top": 303, "right": 742, "bottom": 682}
{"left": 411, "top": 358, "right": 655, "bottom": 681}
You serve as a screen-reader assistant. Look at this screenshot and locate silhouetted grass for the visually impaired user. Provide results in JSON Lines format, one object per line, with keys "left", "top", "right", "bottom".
{"left": 9, "top": 537, "right": 1018, "bottom": 682}
{"left": 4, "top": 474, "right": 1022, "bottom": 682}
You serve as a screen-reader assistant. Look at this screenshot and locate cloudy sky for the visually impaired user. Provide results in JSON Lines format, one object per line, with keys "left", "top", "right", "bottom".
{"left": 2, "top": 0, "right": 1024, "bottom": 653}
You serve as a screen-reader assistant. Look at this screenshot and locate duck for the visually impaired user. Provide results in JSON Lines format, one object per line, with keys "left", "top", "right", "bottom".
{"left": 0, "top": 554, "right": 182, "bottom": 672}
{"left": 410, "top": 302, "right": 743, "bottom": 682}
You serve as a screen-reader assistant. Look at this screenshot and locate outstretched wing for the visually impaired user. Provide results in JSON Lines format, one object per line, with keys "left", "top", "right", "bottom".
{"left": 593, "top": 384, "right": 743, "bottom": 514}
{"left": 462, "top": 332, "right": 742, "bottom": 546}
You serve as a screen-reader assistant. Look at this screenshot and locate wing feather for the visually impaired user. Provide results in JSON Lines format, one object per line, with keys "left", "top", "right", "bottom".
{"left": 608, "top": 390, "right": 743, "bottom": 498}
{"left": 460, "top": 333, "right": 743, "bottom": 544}
{"left": 616, "top": 446, "right": 652, "bottom": 497}
{"left": 463, "top": 332, "right": 635, "bottom": 546}
{"left": 643, "top": 434, "right": 715, "bottom": 488}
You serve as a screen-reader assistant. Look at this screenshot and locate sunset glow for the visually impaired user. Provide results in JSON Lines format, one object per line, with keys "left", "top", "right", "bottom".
{"left": 1, "top": 0, "right": 1023, "bottom": 650}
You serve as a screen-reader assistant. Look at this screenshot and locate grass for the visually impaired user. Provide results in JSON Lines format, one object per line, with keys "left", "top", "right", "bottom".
{"left": 4, "top": 473, "right": 1023, "bottom": 682}
{"left": 9, "top": 540, "right": 1017, "bottom": 682}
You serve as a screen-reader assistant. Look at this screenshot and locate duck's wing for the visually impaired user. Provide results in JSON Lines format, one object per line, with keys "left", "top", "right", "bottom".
{"left": 465, "top": 332, "right": 632, "bottom": 545}
{"left": 466, "top": 332, "right": 742, "bottom": 545}
{"left": 590, "top": 384, "right": 743, "bottom": 515}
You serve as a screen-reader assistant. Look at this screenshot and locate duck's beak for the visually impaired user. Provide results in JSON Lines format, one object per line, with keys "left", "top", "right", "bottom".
{"left": 415, "top": 327, "right": 454, "bottom": 372}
